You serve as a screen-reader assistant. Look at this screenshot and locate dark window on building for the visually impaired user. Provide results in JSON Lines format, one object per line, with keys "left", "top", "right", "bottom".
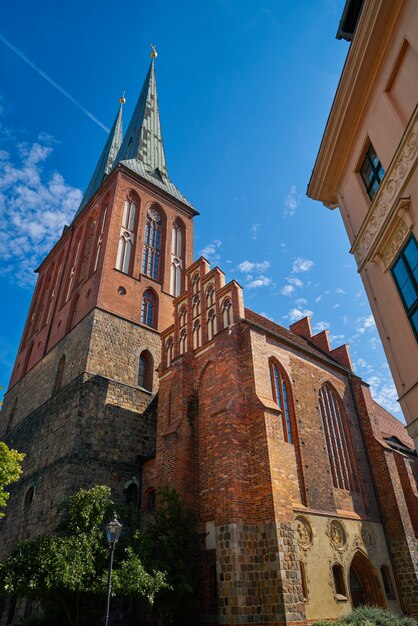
{"left": 360, "top": 144, "right": 385, "bottom": 200}
{"left": 391, "top": 235, "right": 418, "bottom": 341}
{"left": 319, "top": 384, "right": 357, "bottom": 491}
{"left": 270, "top": 361, "right": 294, "bottom": 443}
{"left": 146, "top": 489, "right": 156, "bottom": 511}
{"left": 381, "top": 565, "right": 395, "bottom": 599}
{"left": 141, "top": 290, "right": 157, "bottom": 328}
{"left": 333, "top": 564, "right": 347, "bottom": 599}
{"left": 138, "top": 350, "right": 153, "bottom": 391}
{"left": 142, "top": 208, "right": 162, "bottom": 280}
{"left": 126, "top": 483, "right": 139, "bottom": 507}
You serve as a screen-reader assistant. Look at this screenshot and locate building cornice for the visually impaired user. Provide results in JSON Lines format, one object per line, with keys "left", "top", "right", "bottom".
{"left": 307, "top": 0, "right": 407, "bottom": 205}
{"left": 351, "top": 106, "right": 417, "bottom": 269}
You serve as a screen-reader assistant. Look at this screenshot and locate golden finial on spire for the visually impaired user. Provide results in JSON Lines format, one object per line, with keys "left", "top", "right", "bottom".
{"left": 150, "top": 43, "right": 158, "bottom": 59}
{"left": 120, "top": 90, "right": 126, "bottom": 105}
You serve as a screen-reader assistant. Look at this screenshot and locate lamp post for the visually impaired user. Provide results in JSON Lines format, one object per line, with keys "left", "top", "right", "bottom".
{"left": 104, "top": 512, "right": 122, "bottom": 626}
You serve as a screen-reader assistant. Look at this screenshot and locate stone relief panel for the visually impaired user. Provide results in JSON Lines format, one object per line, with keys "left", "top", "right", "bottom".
{"left": 373, "top": 198, "right": 413, "bottom": 271}
{"left": 327, "top": 519, "right": 347, "bottom": 551}
{"left": 295, "top": 515, "right": 313, "bottom": 551}
{"left": 352, "top": 110, "right": 417, "bottom": 269}
{"left": 361, "top": 522, "right": 375, "bottom": 553}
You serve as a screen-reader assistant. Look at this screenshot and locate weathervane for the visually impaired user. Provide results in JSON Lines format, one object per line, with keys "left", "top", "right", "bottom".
{"left": 150, "top": 43, "right": 158, "bottom": 59}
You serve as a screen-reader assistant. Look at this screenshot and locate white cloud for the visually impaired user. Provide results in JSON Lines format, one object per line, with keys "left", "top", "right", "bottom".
{"left": 288, "top": 277, "right": 303, "bottom": 287}
{"left": 238, "top": 260, "right": 270, "bottom": 273}
{"left": 284, "top": 184, "right": 299, "bottom": 216}
{"left": 335, "top": 288, "right": 347, "bottom": 294}
{"left": 199, "top": 239, "right": 222, "bottom": 261}
{"left": 292, "top": 257, "right": 314, "bottom": 273}
{"left": 357, "top": 314, "right": 376, "bottom": 334}
{"left": 0, "top": 138, "right": 82, "bottom": 287}
{"left": 286, "top": 307, "right": 313, "bottom": 323}
{"left": 295, "top": 297, "right": 307, "bottom": 306}
{"left": 315, "top": 295, "right": 322, "bottom": 303}
{"left": 367, "top": 374, "right": 400, "bottom": 415}
{"left": 332, "top": 303, "right": 340, "bottom": 309}
{"left": 280, "top": 284, "right": 295, "bottom": 296}
{"left": 251, "top": 223, "right": 260, "bottom": 239}
{"left": 313, "top": 321, "right": 330, "bottom": 333}
{"left": 247, "top": 276, "right": 271, "bottom": 289}
{"left": 331, "top": 334, "right": 345, "bottom": 341}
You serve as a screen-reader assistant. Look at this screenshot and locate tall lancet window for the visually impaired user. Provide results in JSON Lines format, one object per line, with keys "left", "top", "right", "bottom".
{"left": 207, "top": 309, "right": 217, "bottom": 341}
{"left": 170, "top": 220, "right": 184, "bottom": 296}
{"left": 116, "top": 198, "right": 136, "bottom": 274}
{"left": 270, "top": 361, "right": 294, "bottom": 443}
{"left": 222, "top": 298, "right": 232, "bottom": 328}
{"left": 319, "top": 384, "right": 356, "bottom": 491}
{"left": 92, "top": 204, "right": 108, "bottom": 274}
{"left": 142, "top": 208, "right": 162, "bottom": 280}
{"left": 141, "top": 290, "right": 157, "bottom": 328}
{"left": 193, "top": 320, "right": 201, "bottom": 350}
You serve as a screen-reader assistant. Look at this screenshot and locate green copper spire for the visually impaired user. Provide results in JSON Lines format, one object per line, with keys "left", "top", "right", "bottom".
{"left": 113, "top": 58, "right": 168, "bottom": 177}
{"left": 75, "top": 100, "right": 124, "bottom": 216}
{"left": 113, "top": 49, "right": 195, "bottom": 210}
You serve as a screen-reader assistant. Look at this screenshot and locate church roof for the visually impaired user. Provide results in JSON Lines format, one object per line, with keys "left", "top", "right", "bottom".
{"left": 114, "top": 59, "right": 167, "bottom": 176}
{"left": 75, "top": 54, "right": 195, "bottom": 220}
{"left": 75, "top": 102, "right": 123, "bottom": 218}
{"left": 113, "top": 57, "right": 195, "bottom": 211}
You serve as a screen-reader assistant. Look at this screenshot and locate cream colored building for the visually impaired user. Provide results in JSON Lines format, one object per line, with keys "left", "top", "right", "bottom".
{"left": 307, "top": 0, "right": 418, "bottom": 448}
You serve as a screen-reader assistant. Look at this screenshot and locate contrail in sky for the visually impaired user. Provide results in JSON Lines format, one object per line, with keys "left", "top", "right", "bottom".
{"left": 0, "top": 32, "right": 109, "bottom": 133}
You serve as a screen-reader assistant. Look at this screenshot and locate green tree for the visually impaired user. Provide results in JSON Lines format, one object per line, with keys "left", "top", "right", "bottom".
{"left": 0, "top": 441, "right": 25, "bottom": 517}
{"left": 0, "top": 485, "right": 168, "bottom": 626}
{"left": 141, "top": 486, "right": 202, "bottom": 625}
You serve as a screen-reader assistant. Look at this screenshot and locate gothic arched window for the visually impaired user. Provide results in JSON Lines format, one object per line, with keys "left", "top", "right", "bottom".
{"left": 142, "top": 208, "right": 162, "bottom": 280}
{"left": 170, "top": 219, "right": 184, "bottom": 296}
{"left": 126, "top": 483, "right": 139, "bottom": 507}
{"left": 179, "top": 305, "right": 187, "bottom": 328}
{"left": 206, "top": 284, "right": 215, "bottom": 307}
{"left": 332, "top": 564, "right": 347, "bottom": 598}
{"left": 192, "top": 272, "right": 200, "bottom": 295}
{"left": 207, "top": 309, "right": 217, "bottom": 341}
{"left": 116, "top": 198, "right": 137, "bottom": 274}
{"left": 319, "top": 383, "right": 356, "bottom": 491}
{"left": 64, "top": 229, "right": 83, "bottom": 303}
{"left": 270, "top": 361, "right": 294, "bottom": 443}
{"left": 92, "top": 203, "right": 108, "bottom": 274}
{"left": 165, "top": 336, "right": 174, "bottom": 368}
{"left": 179, "top": 328, "right": 187, "bottom": 355}
{"left": 67, "top": 294, "right": 80, "bottom": 332}
{"left": 141, "top": 290, "right": 157, "bottom": 328}
{"left": 192, "top": 295, "right": 200, "bottom": 318}
{"left": 193, "top": 320, "right": 201, "bottom": 350}
{"left": 222, "top": 298, "right": 232, "bottom": 328}
{"left": 138, "top": 350, "right": 153, "bottom": 391}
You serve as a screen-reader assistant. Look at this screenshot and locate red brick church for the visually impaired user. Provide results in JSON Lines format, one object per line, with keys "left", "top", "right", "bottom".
{"left": 1, "top": 53, "right": 417, "bottom": 625}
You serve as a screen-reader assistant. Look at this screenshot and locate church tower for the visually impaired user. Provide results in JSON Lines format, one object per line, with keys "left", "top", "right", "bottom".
{"left": 0, "top": 51, "right": 196, "bottom": 557}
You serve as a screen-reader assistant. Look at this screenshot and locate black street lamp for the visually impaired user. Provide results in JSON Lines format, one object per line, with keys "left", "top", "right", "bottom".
{"left": 104, "top": 512, "right": 122, "bottom": 626}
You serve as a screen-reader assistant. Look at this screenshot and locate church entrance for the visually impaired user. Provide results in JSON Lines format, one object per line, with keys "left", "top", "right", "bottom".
{"left": 349, "top": 552, "right": 386, "bottom": 608}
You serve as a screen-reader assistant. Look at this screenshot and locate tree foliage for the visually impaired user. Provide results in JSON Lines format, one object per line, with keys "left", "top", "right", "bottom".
{"left": 313, "top": 607, "right": 417, "bottom": 626}
{"left": 140, "top": 486, "right": 202, "bottom": 625}
{"left": 0, "top": 485, "right": 168, "bottom": 626}
{"left": 0, "top": 441, "right": 25, "bottom": 517}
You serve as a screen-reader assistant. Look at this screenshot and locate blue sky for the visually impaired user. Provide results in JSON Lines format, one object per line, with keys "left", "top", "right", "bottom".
{"left": 0, "top": 0, "right": 400, "bottom": 416}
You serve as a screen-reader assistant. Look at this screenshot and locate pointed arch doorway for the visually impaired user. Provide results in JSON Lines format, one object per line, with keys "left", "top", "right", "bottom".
{"left": 349, "top": 552, "right": 386, "bottom": 608}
